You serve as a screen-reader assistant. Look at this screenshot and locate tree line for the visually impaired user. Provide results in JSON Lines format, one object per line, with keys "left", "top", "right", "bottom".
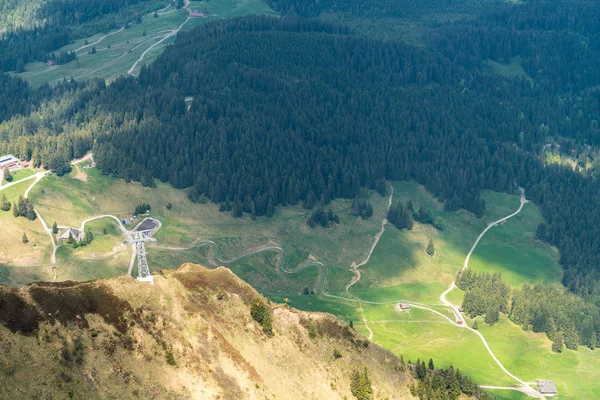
{"left": 457, "top": 269, "right": 600, "bottom": 352}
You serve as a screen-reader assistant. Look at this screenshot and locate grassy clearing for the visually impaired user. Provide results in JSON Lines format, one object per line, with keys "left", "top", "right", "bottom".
{"left": 0, "top": 251, "right": 131, "bottom": 286}
{"left": 351, "top": 181, "right": 486, "bottom": 304}
{"left": 0, "top": 180, "right": 50, "bottom": 266}
{"left": 58, "top": 217, "right": 126, "bottom": 259}
{"left": 1, "top": 168, "right": 36, "bottom": 186}
{"left": 14, "top": 0, "right": 276, "bottom": 87}
{"left": 484, "top": 57, "right": 530, "bottom": 80}
{"left": 468, "top": 190, "right": 562, "bottom": 289}
{"left": 27, "top": 167, "right": 386, "bottom": 291}
{"left": 478, "top": 316, "right": 600, "bottom": 399}
{"left": 369, "top": 318, "right": 519, "bottom": 387}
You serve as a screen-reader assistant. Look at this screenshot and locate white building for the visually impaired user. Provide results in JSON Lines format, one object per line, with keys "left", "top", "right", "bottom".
{"left": 0, "top": 154, "right": 21, "bottom": 171}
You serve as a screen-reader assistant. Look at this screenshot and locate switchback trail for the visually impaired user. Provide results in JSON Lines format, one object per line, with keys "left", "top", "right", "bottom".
{"left": 346, "top": 186, "right": 394, "bottom": 293}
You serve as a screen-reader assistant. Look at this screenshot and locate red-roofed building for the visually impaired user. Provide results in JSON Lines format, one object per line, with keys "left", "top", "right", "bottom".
{"left": 0, "top": 154, "right": 21, "bottom": 171}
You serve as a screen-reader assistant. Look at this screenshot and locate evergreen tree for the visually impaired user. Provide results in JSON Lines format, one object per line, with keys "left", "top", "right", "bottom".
{"left": 350, "top": 367, "right": 373, "bottom": 400}
{"left": 484, "top": 306, "right": 499, "bottom": 325}
{"left": 552, "top": 332, "right": 564, "bottom": 353}
{"left": 426, "top": 239, "right": 435, "bottom": 256}
{"left": 0, "top": 194, "right": 10, "bottom": 211}
{"left": 564, "top": 328, "right": 579, "bottom": 351}
{"left": 22, "top": 232, "right": 28, "bottom": 243}
{"left": 428, "top": 358, "right": 434, "bottom": 370}
{"left": 84, "top": 229, "right": 93, "bottom": 244}
{"left": 52, "top": 222, "right": 58, "bottom": 234}
{"left": 266, "top": 198, "right": 274, "bottom": 218}
{"left": 3, "top": 167, "right": 12, "bottom": 182}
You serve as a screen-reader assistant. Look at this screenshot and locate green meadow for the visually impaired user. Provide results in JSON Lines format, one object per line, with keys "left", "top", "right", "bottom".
{"left": 11, "top": 167, "right": 600, "bottom": 397}
{"left": 13, "top": 0, "right": 277, "bottom": 87}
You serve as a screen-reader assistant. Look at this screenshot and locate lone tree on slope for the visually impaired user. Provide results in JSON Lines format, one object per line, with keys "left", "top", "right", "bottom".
{"left": 426, "top": 239, "right": 435, "bottom": 256}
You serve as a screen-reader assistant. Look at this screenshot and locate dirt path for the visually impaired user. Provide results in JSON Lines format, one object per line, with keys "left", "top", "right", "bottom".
{"left": 75, "top": 33, "right": 169, "bottom": 79}
{"left": 128, "top": 0, "right": 191, "bottom": 76}
{"left": 71, "top": 152, "right": 93, "bottom": 166}
{"left": 460, "top": 187, "right": 528, "bottom": 276}
{"left": 345, "top": 185, "right": 394, "bottom": 293}
{"left": 0, "top": 173, "right": 37, "bottom": 191}
{"left": 73, "top": 27, "right": 125, "bottom": 54}
{"left": 19, "top": 172, "right": 59, "bottom": 265}
{"left": 438, "top": 188, "right": 545, "bottom": 398}
{"left": 147, "top": 3, "right": 172, "bottom": 16}
{"left": 359, "top": 301, "right": 373, "bottom": 340}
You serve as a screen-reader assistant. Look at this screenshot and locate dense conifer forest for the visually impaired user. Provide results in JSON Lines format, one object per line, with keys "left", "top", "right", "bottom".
{"left": 1, "top": 0, "right": 600, "bottom": 348}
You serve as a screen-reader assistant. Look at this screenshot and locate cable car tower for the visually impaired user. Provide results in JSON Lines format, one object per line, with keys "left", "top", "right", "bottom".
{"left": 128, "top": 231, "right": 155, "bottom": 284}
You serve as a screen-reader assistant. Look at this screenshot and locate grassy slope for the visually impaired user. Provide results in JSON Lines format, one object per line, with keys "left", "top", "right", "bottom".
{"left": 13, "top": 0, "right": 276, "bottom": 87}
{"left": 333, "top": 182, "right": 596, "bottom": 397}
{"left": 25, "top": 166, "right": 388, "bottom": 293}
{"left": 468, "top": 190, "right": 562, "bottom": 289}
{"left": 0, "top": 168, "right": 35, "bottom": 186}
{"left": 479, "top": 316, "right": 600, "bottom": 399}
{"left": 0, "top": 179, "right": 50, "bottom": 266}
{"left": 16, "top": 171, "right": 600, "bottom": 397}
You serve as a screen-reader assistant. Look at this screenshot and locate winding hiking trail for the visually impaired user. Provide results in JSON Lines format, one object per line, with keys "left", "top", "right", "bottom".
{"left": 438, "top": 188, "right": 544, "bottom": 399}
{"left": 346, "top": 186, "right": 394, "bottom": 293}
{"left": 128, "top": 0, "right": 191, "bottom": 76}
{"left": 460, "top": 187, "right": 528, "bottom": 276}
{"left": 73, "top": 27, "right": 125, "bottom": 54}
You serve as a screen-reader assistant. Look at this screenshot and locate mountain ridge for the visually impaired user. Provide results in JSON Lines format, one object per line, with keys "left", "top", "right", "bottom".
{"left": 0, "top": 263, "right": 419, "bottom": 399}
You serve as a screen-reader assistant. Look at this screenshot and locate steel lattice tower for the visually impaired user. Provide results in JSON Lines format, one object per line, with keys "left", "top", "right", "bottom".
{"left": 131, "top": 231, "right": 154, "bottom": 284}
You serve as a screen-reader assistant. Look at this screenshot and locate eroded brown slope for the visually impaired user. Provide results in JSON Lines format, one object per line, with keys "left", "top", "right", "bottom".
{"left": 0, "top": 264, "right": 412, "bottom": 399}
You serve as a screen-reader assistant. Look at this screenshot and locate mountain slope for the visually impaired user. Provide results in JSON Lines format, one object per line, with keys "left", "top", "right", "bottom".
{"left": 0, "top": 263, "right": 416, "bottom": 399}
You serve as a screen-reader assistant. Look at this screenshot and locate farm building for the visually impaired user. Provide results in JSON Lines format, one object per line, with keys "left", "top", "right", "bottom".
{"left": 59, "top": 228, "right": 83, "bottom": 241}
{"left": 0, "top": 154, "right": 22, "bottom": 171}
{"left": 46, "top": 60, "right": 55, "bottom": 66}
{"left": 537, "top": 380, "right": 557, "bottom": 396}
{"left": 189, "top": 10, "right": 205, "bottom": 17}
{"left": 399, "top": 303, "right": 410, "bottom": 311}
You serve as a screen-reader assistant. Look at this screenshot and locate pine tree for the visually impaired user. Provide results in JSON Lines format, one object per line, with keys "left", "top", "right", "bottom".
{"left": 85, "top": 229, "right": 93, "bottom": 244}
{"left": 266, "top": 198, "right": 274, "bottom": 218}
{"left": 564, "top": 328, "right": 579, "bottom": 350}
{"left": 0, "top": 194, "right": 10, "bottom": 211}
{"left": 426, "top": 239, "right": 435, "bottom": 256}
{"left": 552, "top": 332, "right": 564, "bottom": 353}
{"left": 52, "top": 222, "right": 58, "bottom": 234}
{"left": 428, "top": 358, "right": 434, "bottom": 370}
{"left": 472, "top": 319, "right": 478, "bottom": 330}
{"left": 350, "top": 367, "right": 373, "bottom": 400}
{"left": 22, "top": 232, "right": 28, "bottom": 243}
{"left": 349, "top": 320, "right": 354, "bottom": 329}
{"left": 484, "top": 306, "right": 499, "bottom": 325}
{"left": 3, "top": 167, "right": 12, "bottom": 182}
